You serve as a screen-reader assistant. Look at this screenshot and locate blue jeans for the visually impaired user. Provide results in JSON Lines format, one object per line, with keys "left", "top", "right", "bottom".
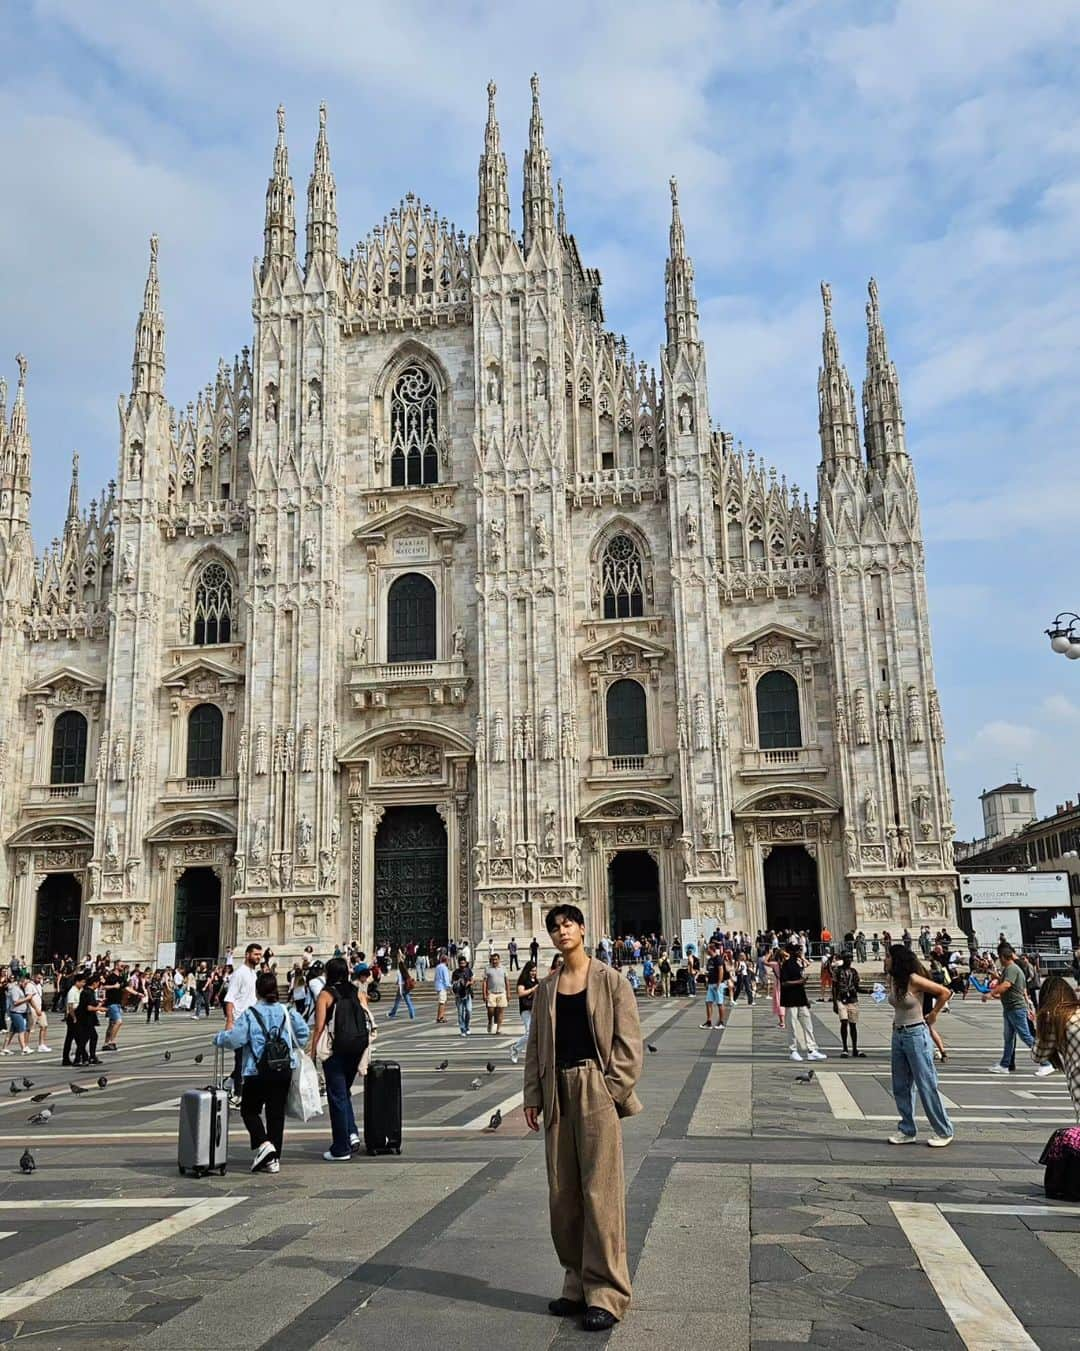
{"left": 511, "top": 1009, "right": 531, "bottom": 1057}
{"left": 1001, "top": 1004, "right": 1039, "bottom": 1069}
{"left": 388, "top": 990, "right": 415, "bottom": 1019}
{"left": 322, "top": 1051, "right": 361, "bottom": 1157}
{"left": 891, "top": 1024, "right": 953, "bottom": 1139}
{"left": 456, "top": 996, "right": 472, "bottom": 1034}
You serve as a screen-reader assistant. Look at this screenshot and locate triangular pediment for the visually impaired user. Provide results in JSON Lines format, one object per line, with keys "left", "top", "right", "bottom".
{"left": 729, "top": 621, "right": 819, "bottom": 655}
{"left": 25, "top": 665, "right": 104, "bottom": 696}
{"left": 162, "top": 655, "right": 244, "bottom": 689}
{"left": 578, "top": 631, "right": 669, "bottom": 665}
{"left": 353, "top": 503, "right": 465, "bottom": 545}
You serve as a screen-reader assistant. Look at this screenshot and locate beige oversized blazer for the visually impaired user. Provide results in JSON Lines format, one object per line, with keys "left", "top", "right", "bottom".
{"left": 523, "top": 958, "right": 644, "bottom": 1124}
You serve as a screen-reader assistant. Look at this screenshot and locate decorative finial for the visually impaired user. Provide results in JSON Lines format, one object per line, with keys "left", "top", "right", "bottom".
{"left": 669, "top": 175, "right": 679, "bottom": 206}
{"left": 487, "top": 79, "right": 496, "bottom": 106}
{"left": 531, "top": 72, "right": 540, "bottom": 100}
{"left": 319, "top": 101, "right": 326, "bottom": 128}
{"left": 820, "top": 280, "right": 832, "bottom": 320}
{"left": 868, "top": 275, "right": 879, "bottom": 310}
{"left": 150, "top": 233, "right": 159, "bottom": 264}
{"left": 0, "top": 377, "right": 6, "bottom": 406}
{"left": 16, "top": 353, "right": 27, "bottom": 386}
{"left": 277, "top": 104, "right": 286, "bottom": 134}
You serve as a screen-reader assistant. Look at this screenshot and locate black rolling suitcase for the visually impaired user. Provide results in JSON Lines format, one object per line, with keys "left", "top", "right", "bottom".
{"left": 1040, "top": 1126, "right": 1080, "bottom": 1200}
{"left": 364, "top": 1058, "right": 403, "bottom": 1155}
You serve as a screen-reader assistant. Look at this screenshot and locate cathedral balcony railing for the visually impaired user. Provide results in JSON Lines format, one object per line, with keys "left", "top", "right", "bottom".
{"left": 586, "top": 753, "right": 672, "bottom": 786}
{"left": 348, "top": 657, "right": 469, "bottom": 710}
{"left": 28, "top": 782, "right": 96, "bottom": 807}
{"left": 567, "top": 468, "right": 666, "bottom": 508}
{"left": 738, "top": 745, "right": 827, "bottom": 780}
{"left": 161, "top": 774, "right": 238, "bottom": 805}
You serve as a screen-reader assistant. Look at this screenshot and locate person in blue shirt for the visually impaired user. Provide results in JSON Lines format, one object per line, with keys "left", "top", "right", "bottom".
{"left": 433, "top": 951, "right": 452, "bottom": 1025}
{"left": 214, "top": 972, "right": 310, "bottom": 1174}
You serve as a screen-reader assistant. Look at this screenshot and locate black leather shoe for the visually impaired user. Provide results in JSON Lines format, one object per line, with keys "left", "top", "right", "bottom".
{"left": 583, "top": 1307, "right": 619, "bottom": 1331}
{"left": 548, "top": 1297, "right": 586, "bottom": 1317}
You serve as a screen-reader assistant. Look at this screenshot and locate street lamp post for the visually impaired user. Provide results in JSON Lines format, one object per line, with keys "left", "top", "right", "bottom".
{"left": 1045, "top": 613, "right": 1080, "bottom": 660}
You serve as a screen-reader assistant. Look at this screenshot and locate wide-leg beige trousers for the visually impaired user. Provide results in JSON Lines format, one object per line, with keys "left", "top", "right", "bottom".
{"left": 544, "top": 1062, "right": 632, "bottom": 1318}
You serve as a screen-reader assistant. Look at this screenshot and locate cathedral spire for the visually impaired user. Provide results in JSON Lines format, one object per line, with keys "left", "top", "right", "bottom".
{"left": 305, "top": 101, "right": 338, "bottom": 277}
{"left": 131, "top": 234, "right": 166, "bottom": 399}
{"left": 477, "top": 80, "right": 511, "bottom": 259}
{"left": 817, "top": 281, "right": 860, "bottom": 478}
{"left": 262, "top": 104, "right": 297, "bottom": 281}
{"left": 522, "top": 73, "right": 555, "bottom": 254}
{"left": 664, "top": 177, "right": 699, "bottom": 349}
{"left": 862, "top": 276, "right": 907, "bottom": 467}
{"left": 65, "top": 451, "right": 80, "bottom": 530}
{"left": 1, "top": 354, "right": 32, "bottom": 536}
{"left": 557, "top": 179, "right": 566, "bottom": 235}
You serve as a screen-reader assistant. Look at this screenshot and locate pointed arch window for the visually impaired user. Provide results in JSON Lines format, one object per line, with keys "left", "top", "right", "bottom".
{"left": 756, "top": 670, "right": 801, "bottom": 749}
{"left": 50, "top": 711, "right": 88, "bottom": 785}
{"left": 186, "top": 704, "right": 223, "bottom": 779}
{"left": 606, "top": 679, "right": 648, "bottom": 756}
{"left": 389, "top": 364, "right": 439, "bottom": 487}
{"left": 387, "top": 573, "right": 437, "bottom": 663}
{"left": 601, "top": 534, "right": 645, "bottom": 619}
{"left": 192, "top": 561, "right": 232, "bottom": 645}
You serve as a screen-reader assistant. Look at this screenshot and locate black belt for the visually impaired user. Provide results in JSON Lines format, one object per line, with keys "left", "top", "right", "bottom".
{"left": 556, "top": 1059, "right": 597, "bottom": 1069}
{"left": 896, "top": 1021, "right": 926, "bottom": 1029}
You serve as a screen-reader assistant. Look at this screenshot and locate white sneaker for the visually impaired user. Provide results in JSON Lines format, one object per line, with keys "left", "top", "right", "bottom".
{"left": 250, "top": 1141, "right": 276, "bottom": 1173}
{"left": 927, "top": 1134, "right": 953, "bottom": 1147}
{"left": 0, "top": 1049, "right": 12, "bottom": 1055}
{"left": 889, "top": 1132, "right": 917, "bottom": 1144}
{"left": 1034, "top": 1063, "right": 1057, "bottom": 1077}
{"left": 509, "top": 1046, "right": 519, "bottom": 1064}
{"left": 37, "top": 1045, "right": 51, "bottom": 1053}
{"left": 790, "top": 1050, "right": 804, "bottom": 1061}
{"left": 22, "top": 1047, "right": 33, "bottom": 1055}
{"left": 264, "top": 1158, "right": 280, "bottom": 1174}
{"left": 807, "top": 1051, "right": 827, "bottom": 1061}
{"left": 987, "top": 1064, "right": 1009, "bottom": 1075}
{"left": 322, "top": 1149, "right": 351, "bottom": 1162}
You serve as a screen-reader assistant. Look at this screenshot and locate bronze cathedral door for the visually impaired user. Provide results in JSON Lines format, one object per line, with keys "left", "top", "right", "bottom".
{"left": 373, "top": 805, "right": 449, "bottom": 952}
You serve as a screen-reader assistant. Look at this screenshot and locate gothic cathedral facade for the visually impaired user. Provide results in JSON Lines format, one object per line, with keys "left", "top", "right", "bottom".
{"left": 0, "top": 82, "right": 956, "bottom": 966}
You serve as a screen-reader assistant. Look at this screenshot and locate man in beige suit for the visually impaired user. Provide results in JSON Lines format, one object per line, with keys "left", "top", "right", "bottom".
{"left": 524, "top": 903, "right": 643, "bottom": 1332}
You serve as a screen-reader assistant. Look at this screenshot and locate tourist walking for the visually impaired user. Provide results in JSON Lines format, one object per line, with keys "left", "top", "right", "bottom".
{"left": 453, "top": 955, "right": 474, "bottom": 1036}
{"left": 984, "top": 944, "right": 1055, "bottom": 1077}
{"left": 701, "top": 944, "right": 728, "bottom": 1030}
{"left": 524, "top": 904, "right": 643, "bottom": 1332}
{"left": 884, "top": 944, "right": 953, "bottom": 1146}
{"left": 1033, "top": 975, "right": 1080, "bottom": 1120}
{"left": 310, "top": 957, "right": 374, "bottom": 1160}
{"left": 433, "top": 951, "right": 452, "bottom": 1023}
{"left": 766, "top": 948, "right": 785, "bottom": 1030}
{"left": 508, "top": 937, "right": 519, "bottom": 970}
{"left": 779, "top": 941, "right": 826, "bottom": 1062}
{"left": 72, "top": 976, "right": 104, "bottom": 1066}
{"left": 509, "top": 958, "right": 539, "bottom": 1064}
{"left": 145, "top": 970, "right": 163, "bottom": 1023}
{"left": 386, "top": 959, "right": 416, "bottom": 1020}
{"left": 215, "top": 971, "right": 311, "bottom": 1174}
{"left": 483, "top": 952, "right": 508, "bottom": 1034}
{"left": 831, "top": 952, "right": 864, "bottom": 1057}
{"left": 224, "top": 943, "right": 262, "bottom": 1103}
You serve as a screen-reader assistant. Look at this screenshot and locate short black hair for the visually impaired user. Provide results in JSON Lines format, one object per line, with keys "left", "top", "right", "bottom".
{"left": 545, "top": 903, "right": 585, "bottom": 934}
{"left": 245, "top": 942, "right": 263, "bottom": 957}
{"left": 255, "top": 972, "right": 279, "bottom": 1001}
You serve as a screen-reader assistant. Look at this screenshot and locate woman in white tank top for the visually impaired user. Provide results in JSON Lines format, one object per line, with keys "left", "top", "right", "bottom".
{"left": 885, "top": 945, "right": 954, "bottom": 1147}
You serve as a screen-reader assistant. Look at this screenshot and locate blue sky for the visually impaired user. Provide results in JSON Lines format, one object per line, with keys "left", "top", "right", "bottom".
{"left": 1, "top": 0, "right": 1079, "bottom": 837}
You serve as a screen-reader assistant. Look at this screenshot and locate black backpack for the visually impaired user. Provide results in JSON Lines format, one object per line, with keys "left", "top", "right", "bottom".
{"left": 329, "top": 987, "right": 370, "bottom": 1059}
{"left": 248, "top": 1006, "right": 293, "bottom": 1080}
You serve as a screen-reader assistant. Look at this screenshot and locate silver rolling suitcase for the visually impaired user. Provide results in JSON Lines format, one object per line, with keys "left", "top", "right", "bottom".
{"left": 178, "top": 1046, "right": 230, "bottom": 1177}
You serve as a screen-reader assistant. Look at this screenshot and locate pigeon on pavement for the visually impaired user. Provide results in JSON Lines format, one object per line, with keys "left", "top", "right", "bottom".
{"left": 19, "top": 1149, "right": 35, "bottom": 1174}
{"left": 163, "top": 1051, "right": 172, "bottom": 1062}
{"left": 194, "top": 1054, "right": 204, "bottom": 1064}
{"left": 28, "top": 1108, "right": 53, "bottom": 1125}
{"left": 488, "top": 1109, "right": 502, "bottom": 1131}
{"left": 469, "top": 1077, "right": 482, "bottom": 1090}
{"left": 486, "top": 1062, "right": 496, "bottom": 1074}
{"left": 30, "top": 1092, "right": 51, "bottom": 1103}
{"left": 794, "top": 1069, "right": 816, "bottom": 1084}
{"left": 97, "top": 1076, "right": 108, "bottom": 1090}
{"left": 22, "top": 1078, "right": 33, "bottom": 1089}
{"left": 436, "top": 1060, "right": 449, "bottom": 1071}
{"left": 69, "top": 1082, "right": 89, "bottom": 1095}
{"left": 647, "top": 1044, "right": 658, "bottom": 1054}
{"left": 9, "top": 1081, "right": 21, "bottom": 1095}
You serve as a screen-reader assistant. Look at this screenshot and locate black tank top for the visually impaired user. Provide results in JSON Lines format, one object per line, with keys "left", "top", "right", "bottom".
{"left": 555, "top": 989, "right": 597, "bottom": 1064}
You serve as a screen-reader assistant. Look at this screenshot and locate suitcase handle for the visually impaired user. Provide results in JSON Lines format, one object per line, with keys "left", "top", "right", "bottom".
{"left": 215, "top": 1044, "right": 228, "bottom": 1092}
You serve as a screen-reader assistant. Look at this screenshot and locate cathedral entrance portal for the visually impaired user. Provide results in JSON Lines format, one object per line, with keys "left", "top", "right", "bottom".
{"left": 608, "top": 850, "right": 661, "bottom": 940}
{"left": 763, "top": 846, "right": 821, "bottom": 936}
{"left": 33, "top": 873, "right": 82, "bottom": 966}
{"left": 174, "top": 867, "right": 222, "bottom": 964}
{"left": 373, "top": 805, "right": 448, "bottom": 952}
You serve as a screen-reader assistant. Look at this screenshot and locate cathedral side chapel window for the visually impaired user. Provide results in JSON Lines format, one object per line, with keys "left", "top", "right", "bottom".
{"left": 389, "top": 364, "right": 439, "bottom": 488}
{"left": 192, "top": 561, "right": 232, "bottom": 645}
{"left": 186, "top": 703, "right": 223, "bottom": 779}
{"left": 50, "top": 710, "right": 88, "bottom": 785}
{"left": 606, "top": 679, "right": 648, "bottom": 757}
{"left": 387, "top": 572, "right": 437, "bottom": 663}
{"left": 601, "top": 534, "right": 645, "bottom": 619}
{"left": 756, "top": 670, "right": 801, "bottom": 749}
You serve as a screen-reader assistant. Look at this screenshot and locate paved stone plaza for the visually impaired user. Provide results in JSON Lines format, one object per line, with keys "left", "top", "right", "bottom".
{"left": 1, "top": 988, "right": 1079, "bottom": 1349}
